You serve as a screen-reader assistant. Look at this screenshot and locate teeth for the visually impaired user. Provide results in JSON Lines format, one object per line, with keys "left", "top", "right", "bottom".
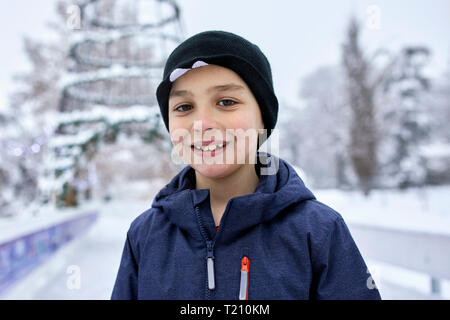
{"left": 202, "top": 145, "right": 216, "bottom": 151}
{"left": 193, "top": 143, "right": 225, "bottom": 151}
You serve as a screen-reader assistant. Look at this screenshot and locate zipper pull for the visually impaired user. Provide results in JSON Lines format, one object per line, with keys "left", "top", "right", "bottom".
{"left": 239, "top": 256, "right": 250, "bottom": 300}
{"left": 206, "top": 241, "right": 215, "bottom": 290}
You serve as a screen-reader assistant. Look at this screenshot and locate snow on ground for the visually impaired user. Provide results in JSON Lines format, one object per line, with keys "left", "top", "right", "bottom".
{"left": 365, "top": 259, "right": 450, "bottom": 300}
{"left": 315, "top": 185, "right": 450, "bottom": 300}
{"left": 0, "top": 203, "right": 96, "bottom": 244}
{"left": 1, "top": 183, "right": 449, "bottom": 299}
{"left": 315, "top": 185, "right": 450, "bottom": 235}
{"left": 1, "top": 199, "right": 151, "bottom": 300}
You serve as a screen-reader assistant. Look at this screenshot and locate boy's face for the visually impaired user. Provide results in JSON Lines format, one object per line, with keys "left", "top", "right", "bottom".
{"left": 168, "top": 64, "right": 264, "bottom": 179}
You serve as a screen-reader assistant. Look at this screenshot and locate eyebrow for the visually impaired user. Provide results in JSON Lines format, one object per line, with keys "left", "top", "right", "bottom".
{"left": 169, "top": 83, "right": 245, "bottom": 98}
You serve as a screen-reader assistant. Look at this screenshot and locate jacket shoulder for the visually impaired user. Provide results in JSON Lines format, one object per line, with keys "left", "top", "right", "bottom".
{"left": 298, "top": 200, "right": 381, "bottom": 299}
{"left": 296, "top": 199, "right": 344, "bottom": 230}
{"left": 126, "top": 207, "right": 162, "bottom": 249}
{"left": 129, "top": 207, "right": 154, "bottom": 232}
{"left": 287, "top": 199, "right": 348, "bottom": 248}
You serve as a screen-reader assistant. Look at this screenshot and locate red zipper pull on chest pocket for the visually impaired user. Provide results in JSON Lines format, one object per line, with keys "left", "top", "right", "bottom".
{"left": 239, "top": 256, "right": 250, "bottom": 300}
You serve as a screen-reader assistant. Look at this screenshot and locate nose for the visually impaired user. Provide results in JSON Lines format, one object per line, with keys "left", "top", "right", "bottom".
{"left": 192, "top": 105, "right": 219, "bottom": 135}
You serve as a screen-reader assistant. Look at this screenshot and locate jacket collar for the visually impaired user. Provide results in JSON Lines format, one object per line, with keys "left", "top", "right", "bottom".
{"left": 151, "top": 152, "right": 315, "bottom": 243}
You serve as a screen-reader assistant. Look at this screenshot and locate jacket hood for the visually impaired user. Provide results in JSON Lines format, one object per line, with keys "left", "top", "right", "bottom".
{"left": 151, "top": 152, "right": 316, "bottom": 243}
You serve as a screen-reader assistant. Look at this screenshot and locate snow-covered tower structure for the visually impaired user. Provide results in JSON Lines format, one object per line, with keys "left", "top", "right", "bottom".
{"left": 40, "top": 0, "right": 183, "bottom": 207}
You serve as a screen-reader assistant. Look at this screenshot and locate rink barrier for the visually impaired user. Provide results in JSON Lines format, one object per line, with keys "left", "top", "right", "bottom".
{"left": 348, "top": 222, "right": 450, "bottom": 296}
{"left": 0, "top": 211, "right": 98, "bottom": 296}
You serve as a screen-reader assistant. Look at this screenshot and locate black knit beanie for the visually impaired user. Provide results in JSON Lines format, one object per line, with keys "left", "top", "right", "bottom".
{"left": 156, "top": 30, "right": 278, "bottom": 141}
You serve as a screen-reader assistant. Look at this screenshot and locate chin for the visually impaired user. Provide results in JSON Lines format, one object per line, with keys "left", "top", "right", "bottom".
{"left": 192, "top": 163, "right": 239, "bottom": 180}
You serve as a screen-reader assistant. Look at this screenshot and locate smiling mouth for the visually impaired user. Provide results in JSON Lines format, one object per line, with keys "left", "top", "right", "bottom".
{"left": 190, "top": 141, "right": 229, "bottom": 157}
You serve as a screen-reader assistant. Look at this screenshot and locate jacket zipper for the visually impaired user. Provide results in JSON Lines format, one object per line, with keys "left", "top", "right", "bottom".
{"left": 239, "top": 256, "right": 250, "bottom": 300}
{"left": 206, "top": 240, "right": 215, "bottom": 290}
{"left": 194, "top": 206, "right": 216, "bottom": 299}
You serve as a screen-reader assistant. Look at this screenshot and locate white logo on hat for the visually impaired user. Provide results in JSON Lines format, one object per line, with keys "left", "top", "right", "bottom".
{"left": 169, "top": 60, "right": 209, "bottom": 82}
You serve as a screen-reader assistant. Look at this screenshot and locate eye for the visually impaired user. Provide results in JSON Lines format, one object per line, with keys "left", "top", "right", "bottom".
{"left": 174, "top": 104, "right": 193, "bottom": 112}
{"left": 217, "top": 99, "right": 237, "bottom": 107}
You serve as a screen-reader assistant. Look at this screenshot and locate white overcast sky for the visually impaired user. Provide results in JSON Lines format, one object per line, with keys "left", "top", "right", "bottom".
{"left": 0, "top": 0, "right": 449, "bottom": 109}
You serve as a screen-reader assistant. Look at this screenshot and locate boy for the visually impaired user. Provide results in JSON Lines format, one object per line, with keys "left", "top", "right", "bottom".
{"left": 111, "top": 30, "right": 381, "bottom": 300}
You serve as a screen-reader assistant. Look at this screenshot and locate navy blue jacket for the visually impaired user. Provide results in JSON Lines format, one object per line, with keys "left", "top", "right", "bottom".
{"left": 111, "top": 153, "right": 381, "bottom": 300}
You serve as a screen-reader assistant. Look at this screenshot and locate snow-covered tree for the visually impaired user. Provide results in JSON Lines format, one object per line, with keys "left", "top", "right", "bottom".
{"left": 407, "top": 55, "right": 450, "bottom": 185}
{"left": 0, "top": 105, "right": 45, "bottom": 217}
{"left": 2, "top": 1, "right": 71, "bottom": 214}
{"left": 378, "top": 46, "right": 431, "bottom": 188}
{"left": 292, "top": 65, "right": 355, "bottom": 189}
{"left": 426, "top": 59, "right": 450, "bottom": 144}
{"left": 40, "top": 0, "right": 183, "bottom": 207}
{"left": 7, "top": 0, "right": 184, "bottom": 209}
{"left": 341, "top": 17, "right": 379, "bottom": 195}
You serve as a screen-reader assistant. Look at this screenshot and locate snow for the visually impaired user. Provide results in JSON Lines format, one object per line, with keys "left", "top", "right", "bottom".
{"left": 0, "top": 203, "right": 95, "bottom": 244}
{"left": 1, "top": 200, "right": 149, "bottom": 300}
{"left": 45, "top": 157, "right": 75, "bottom": 171}
{"left": 1, "top": 178, "right": 165, "bottom": 300}
{"left": 366, "top": 259, "right": 450, "bottom": 299}
{"left": 315, "top": 185, "right": 450, "bottom": 236}
{"left": 420, "top": 143, "right": 450, "bottom": 158}
{"left": 54, "top": 105, "right": 159, "bottom": 128}
{"left": 47, "top": 129, "right": 100, "bottom": 149}
{"left": 315, "top": 185, "right": 450, "bottom": 299}
{"left": 1, "top": 182, "right": 450, "bottom": 299}
{"left": 59, "top": 65, "right": 160, "bottom": 90}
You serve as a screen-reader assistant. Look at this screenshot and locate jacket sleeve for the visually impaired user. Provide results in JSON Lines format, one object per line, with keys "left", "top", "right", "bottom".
{"left": 111, "top": 231, "right": 139, "bottom": 300}
{"left": 310, "top": 216, "right": 382, "bottom": 300}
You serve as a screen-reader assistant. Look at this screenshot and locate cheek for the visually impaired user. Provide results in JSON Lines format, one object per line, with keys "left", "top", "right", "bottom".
{"left": 226, "top": 109, "right": 263, "bottom": 131}
{"left": 226, "top": 109, "right": 249, "bottom": 127}
{"left": 226, "top": 112, "right": 261, "bottom": 149}
{"left": 168, "top": 114, "right": 179, "bottom": 133}
{"left": 169, "top": 122, "right": 190, "bottom": 146}
{"left": 168, "top": 113, "right": 188, "bottom": 133}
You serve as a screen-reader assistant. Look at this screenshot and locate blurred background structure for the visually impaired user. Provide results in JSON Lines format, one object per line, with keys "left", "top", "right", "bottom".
{"left": 0, "top": 0, "right": 449, "bottom": 299}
